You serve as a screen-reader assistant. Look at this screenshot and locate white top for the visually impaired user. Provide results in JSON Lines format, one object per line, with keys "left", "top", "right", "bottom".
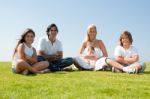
{"left": 12, "top": 43, "right": 34, "bottom": 68}
{"left": 37, "top": 36, "right": 62, "bottom": 55}
{"left": 24, "top": 43, "right": 34, "bottom": 57}
{"left": 83, "top": 47, "right": 102, "bottom": 58}
{"left": 114, "top": 45, "right": 138, "bottom": 58}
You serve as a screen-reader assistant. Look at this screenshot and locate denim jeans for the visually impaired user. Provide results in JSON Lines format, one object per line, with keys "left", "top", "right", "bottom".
{"left": 37, "top": 56, "right": 73, "bottom": 71}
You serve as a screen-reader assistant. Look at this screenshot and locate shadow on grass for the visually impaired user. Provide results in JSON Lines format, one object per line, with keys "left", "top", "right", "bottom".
{"left": 144, "top": 71, "right": 150, "bottom": 74}
{"left": 21, "top": 73, "right": 37, "bottom": 76}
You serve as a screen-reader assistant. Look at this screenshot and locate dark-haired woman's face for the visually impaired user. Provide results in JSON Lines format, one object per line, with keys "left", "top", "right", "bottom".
{"left": 25, "top": 32, "right": 35, "bottom": 44}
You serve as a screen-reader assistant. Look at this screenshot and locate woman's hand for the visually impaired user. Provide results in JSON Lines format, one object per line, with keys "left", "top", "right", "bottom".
{"left": 25, "top": 55, "right": 36, "bottom": 65}
{"left": 83, "top": 55, "right": 97, "bottom": 60}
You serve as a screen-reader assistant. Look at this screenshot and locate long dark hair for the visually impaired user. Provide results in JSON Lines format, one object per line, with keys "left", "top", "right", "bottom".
{"left": 13, "top": 28, "right": 35, "bottom": 57}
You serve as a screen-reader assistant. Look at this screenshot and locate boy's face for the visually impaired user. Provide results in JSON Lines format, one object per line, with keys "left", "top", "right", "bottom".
{"left": 121, "top": 35, "right": 131, "bottom": 46}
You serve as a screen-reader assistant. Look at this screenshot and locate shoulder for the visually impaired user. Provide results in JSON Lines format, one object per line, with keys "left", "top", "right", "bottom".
{"left": 130, "top": 45, "right": 137, "bottom": 49}
{"left": 56, "top": 39, "right": 62, "bottom": 43}
{"left": 55, "top": 39, "right": 62, "bottom": 45}
{"left": 115, "top": 45, "right": 123, "bottom": 50}
{"left": 96, "top": 39, "right": 103, "bottom": 44}
{"left": 96, "top": 39, "right": 104, "bottom": 46}
{"left": 32, "top": 47, "right": 36, "bottom": 53}
{"left": 39, "top": 36, "right": 47, "bottom": 42}
{"left": 18, "top": 43, "right": 25, "bottom": 49}
{"left": 97, "top": 39, "right": 102, "bottom": 42}
{"left": 17, "top": 43, "right": 25, "bottom": 52}
{"left": 116, "top": 45, "right": 122, "bottom": 49}
{"left": 81, "top": 41, "right": 88, "bottom": 47}
{"left": 32, "top": 47, "right": 36, "bottom": 51}
{"left": 82, "top": 41, "right": 87, "bottom": 45}
{"left": 130, "top": 45, "right": 138, "bottom": 51}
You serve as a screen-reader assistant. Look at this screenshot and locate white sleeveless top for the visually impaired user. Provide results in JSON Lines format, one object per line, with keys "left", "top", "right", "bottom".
{"left": 83, "top": 47, "right": 102, "bottom": 58}
{"left": 24, "top": 43, "right": 34, "bottom": 57}
{"left": 12, "top": 43, "right": 34, "bottom": 68}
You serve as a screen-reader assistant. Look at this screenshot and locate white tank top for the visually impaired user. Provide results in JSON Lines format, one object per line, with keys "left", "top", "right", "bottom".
{"left": 24, "top": 43, "right": 34, "bottom": 57}
{"left": 12, "top": 43, "right": 34, "bottom": 68}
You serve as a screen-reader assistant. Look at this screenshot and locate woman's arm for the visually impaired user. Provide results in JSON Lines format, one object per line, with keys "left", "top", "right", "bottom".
{"left": 99, "top": 40, "right": 108, "bottom": 57}
{"left": 17, "top": 43, "right": 27, "bottom": 61}
{"left": 79, "top": 42, "right": 86, "bottom": 57}
{"left": 26, "top": 48, "right": 37, "bottom": 64}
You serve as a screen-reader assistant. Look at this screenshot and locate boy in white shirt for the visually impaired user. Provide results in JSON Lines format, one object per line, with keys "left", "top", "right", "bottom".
{"left": 93, "top": 31, "right": 146, "bottom": 73}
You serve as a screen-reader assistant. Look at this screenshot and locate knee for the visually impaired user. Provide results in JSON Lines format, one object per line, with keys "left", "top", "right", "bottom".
{"left": 105, "top": 58, "right": 111, "bottom": 64}
{"left": 137, "top": 64, "right": 142, "bottom": 70}
{"left": 68, "top": 57, "right": 73, "bottom": 61}
{"left": 16, "top": 59, "right": 26, "bottom": 65}
{"left": 66, "top": 57, "right": 74, "bottom": 63}
{"left": 44, "top": 61, "right": 49, "bottom": 67}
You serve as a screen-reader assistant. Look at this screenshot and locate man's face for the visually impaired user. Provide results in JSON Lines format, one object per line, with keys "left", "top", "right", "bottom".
{"left": 48, "top": 26, "right": 57, "bottom": 40}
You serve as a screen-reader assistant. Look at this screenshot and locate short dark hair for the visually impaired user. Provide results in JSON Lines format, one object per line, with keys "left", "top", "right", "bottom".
{"left": 46, "top": 23, "right": 58, "bottom": 35}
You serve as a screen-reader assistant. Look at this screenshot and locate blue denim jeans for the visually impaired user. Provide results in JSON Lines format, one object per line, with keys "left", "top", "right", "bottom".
{"left": 37, "top": 56, "right": 73, "bottom": 71}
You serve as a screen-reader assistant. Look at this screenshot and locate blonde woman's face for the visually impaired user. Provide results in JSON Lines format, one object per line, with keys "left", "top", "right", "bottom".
{"left": 25, "top": 32, "right": 34, "bottom": 44}
{"left": 88, "top": 28, "right": 96, "bottom": 41}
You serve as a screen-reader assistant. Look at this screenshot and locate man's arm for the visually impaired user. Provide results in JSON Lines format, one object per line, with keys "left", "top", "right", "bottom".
{"left": 37, "top": 51, "right": 63, "bottom": 61}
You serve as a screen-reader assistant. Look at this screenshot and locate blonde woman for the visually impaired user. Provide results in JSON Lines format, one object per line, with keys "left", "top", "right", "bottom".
{"left": 74, "top": 24, "right": 108, "bottom": 70}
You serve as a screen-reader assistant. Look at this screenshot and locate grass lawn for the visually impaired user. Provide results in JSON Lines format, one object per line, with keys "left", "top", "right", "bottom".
{"left": 0, "top": 62, "right": 150, "bottom": 99}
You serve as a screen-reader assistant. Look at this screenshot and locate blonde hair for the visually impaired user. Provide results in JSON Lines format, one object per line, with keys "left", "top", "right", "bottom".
{"left": 85, "top": 24, "right": 97, "bottom": 42}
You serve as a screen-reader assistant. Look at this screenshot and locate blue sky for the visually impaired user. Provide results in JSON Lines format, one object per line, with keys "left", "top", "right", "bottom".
{"left": 0, "top": 0, "right": 150, "bottom": 62}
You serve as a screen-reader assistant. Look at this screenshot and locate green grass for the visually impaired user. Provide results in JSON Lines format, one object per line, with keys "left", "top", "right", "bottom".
{"left": 0, "top": 62, "right": 150, "bottom": 99}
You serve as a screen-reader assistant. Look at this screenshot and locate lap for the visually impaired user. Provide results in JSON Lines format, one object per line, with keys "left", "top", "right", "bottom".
{"left": 74, "top": 56, "right": 93, "bottom": 69}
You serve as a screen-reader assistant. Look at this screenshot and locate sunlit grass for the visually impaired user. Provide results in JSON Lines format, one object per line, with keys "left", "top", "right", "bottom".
{"left": 0, "top": 62, "right": 150, "bottom": 99}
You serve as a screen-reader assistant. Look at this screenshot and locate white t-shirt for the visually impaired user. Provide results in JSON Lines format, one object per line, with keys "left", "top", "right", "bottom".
{"left": 114, "top": 45, "right": 138, "bottom": 59}
{"left": 37, "top": 36, "right": 63, "bottom": 55}
{"left": 114, "top": 45, "right": 146, "bottom": 72}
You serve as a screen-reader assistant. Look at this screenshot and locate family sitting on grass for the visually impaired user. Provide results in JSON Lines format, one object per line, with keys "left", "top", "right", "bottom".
{"left": 12, "top": 23, "right": 146, "bottom": 75}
